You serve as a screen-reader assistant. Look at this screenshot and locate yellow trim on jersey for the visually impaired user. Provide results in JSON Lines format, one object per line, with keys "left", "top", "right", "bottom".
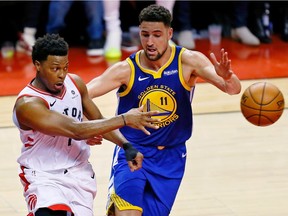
{"left": 178, "top": 47, "right": 191, "bottom": 91}
{"left": 107, "top": 193, "right": 143, "bottom": 215}
{"left": 135, "top": 45, "right": 176, "bottom": 79}
{"left": 118, "top": 58, "right": 135, "bottom": 97}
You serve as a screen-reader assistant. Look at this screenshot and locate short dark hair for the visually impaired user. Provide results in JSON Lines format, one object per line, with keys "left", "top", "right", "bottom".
{"left": 139, "top": 4, "right": 172, "bottom": 27}
{"left": 32, "top": 34, "right": 69, "bottom": 63}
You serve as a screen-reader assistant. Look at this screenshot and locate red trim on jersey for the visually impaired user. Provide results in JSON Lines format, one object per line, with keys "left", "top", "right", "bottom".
{"left": 27, "top": 82, "right": 67, "bottom": 100}
{"left": 24, "top": 143, "right": 34, "bottom": 148}
{"left": 49, "top": 204, "right": 73, "bottom": 213}
{"left": 19, "top": 166, "right": 30, "bottom": 192}
{"left": 24, "top": 136, "right": 34, "bottom": 148}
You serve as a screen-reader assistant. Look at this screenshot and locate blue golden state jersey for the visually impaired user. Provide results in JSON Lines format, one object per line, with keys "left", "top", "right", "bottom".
{"left": 117, "top": 45, "right": 195, "bottom": 147}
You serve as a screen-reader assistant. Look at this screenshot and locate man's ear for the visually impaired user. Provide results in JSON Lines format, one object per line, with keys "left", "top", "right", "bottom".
{"left": 34, "top": 60, "right": 40, "bottom": 71}
{"left": 168, "top": 27, "right": 173, "bottom": 40}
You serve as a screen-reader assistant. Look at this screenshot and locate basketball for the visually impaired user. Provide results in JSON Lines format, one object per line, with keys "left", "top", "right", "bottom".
{"left": 240, "top": 82, "right": 285, "bottom": 126}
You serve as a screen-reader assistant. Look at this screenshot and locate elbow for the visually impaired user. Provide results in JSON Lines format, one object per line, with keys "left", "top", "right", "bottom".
{"left": 87, "top": 87, "right": 94, "bottom": 99}
{"left": 87, "top": 82, "right": 96, "bottom": 99}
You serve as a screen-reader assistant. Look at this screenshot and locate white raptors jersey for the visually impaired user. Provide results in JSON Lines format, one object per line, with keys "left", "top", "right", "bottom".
{"left": 13, "top": 74, "right": 90, "bottom": 171}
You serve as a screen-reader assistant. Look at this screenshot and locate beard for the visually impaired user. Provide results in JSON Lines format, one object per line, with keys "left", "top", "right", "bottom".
{"left": 144, "top": 45, "right": 168, "bottom": 61}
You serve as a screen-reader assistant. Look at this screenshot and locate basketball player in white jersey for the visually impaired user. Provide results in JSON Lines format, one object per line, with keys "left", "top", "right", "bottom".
{"left": 13, "top": 34, "right": 160, "bottom": 216}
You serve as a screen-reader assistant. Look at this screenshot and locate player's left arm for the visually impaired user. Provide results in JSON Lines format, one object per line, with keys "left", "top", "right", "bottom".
{"left": 183, "top": 49, "right": 241, "bottom": 95}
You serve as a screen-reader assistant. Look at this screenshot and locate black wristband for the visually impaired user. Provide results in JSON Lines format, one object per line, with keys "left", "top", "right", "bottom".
{"left": 121, "top": 114, "right": 127, "bottom": 126}
{"left": 123, "top": 142, "right": 138, "bottom": 161}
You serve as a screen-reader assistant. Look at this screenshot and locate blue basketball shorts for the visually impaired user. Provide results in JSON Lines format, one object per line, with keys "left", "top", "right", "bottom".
{"left": 106, "top": 143, "right": 187, "bottom": 216}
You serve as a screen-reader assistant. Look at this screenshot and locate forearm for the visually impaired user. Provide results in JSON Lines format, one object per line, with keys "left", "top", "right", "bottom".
{"left": 70, "top": 115, "right": 126, "bottom": 140}
{"left": 102, "top": 129, "right": 128, "bottom": 147}
{"left": 86, "top": 78, "right": 107, "bottom": 98}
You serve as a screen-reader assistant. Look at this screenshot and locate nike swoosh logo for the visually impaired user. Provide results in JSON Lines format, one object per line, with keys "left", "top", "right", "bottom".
{"left": 50, "top": 100, "right": 56, "bottom": 107}
{"left": 182, "top": 152, "right": 187, "bottom": 158}
{"left": 138, "top": 76, "right": 149, "bottom": 81}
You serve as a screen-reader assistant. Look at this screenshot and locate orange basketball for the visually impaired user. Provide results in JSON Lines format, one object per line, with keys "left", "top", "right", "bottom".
{"left": 240, "top": 82, "right": 285, "bottom": 126}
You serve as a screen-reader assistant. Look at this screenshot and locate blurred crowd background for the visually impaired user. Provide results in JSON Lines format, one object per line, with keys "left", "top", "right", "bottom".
{"left": 0, "top": 1, "right": 287, "bottom": 59}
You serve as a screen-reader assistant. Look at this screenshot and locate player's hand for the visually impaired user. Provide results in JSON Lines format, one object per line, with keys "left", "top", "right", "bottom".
{"left": 210, "top": 48, "right": 233, "bottom": 80}
{"left": 123, "top": 143, "right": 143, "bottom": 171}
{"left": 86, "top": 135, "right": 103, "bottom": 145}
{"left": 123, "top": 106, "right": 160, "bottom": 135}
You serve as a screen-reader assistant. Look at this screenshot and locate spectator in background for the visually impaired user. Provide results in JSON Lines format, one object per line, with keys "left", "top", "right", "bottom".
{"left": 277, "top": 3, "right": 288, "bottom": 42}
{"left": 173, "top": 1, "right": 195, "bottom": 50}
{"left": 279, "top": 5, "right": 288, "bottom": 42}
{"left": 103, "top": 0, "right": 122, "bottom": 59}
{"left": 250, "top": 1, "right": 272, "bottom": 44}
{"left": 230, "top": 1, "right": 260, "bottom": 46}
{"left": 16, "top": 1, "right": 45, "bottom": 55}
{"left": 0, "top": 2, "right": 18, "bottom": 50}
{"left": 103, "top": 0, "right": 175, "bottom": 59}
{"left": 46, "top": 1, "right": 105, "bottom": 57}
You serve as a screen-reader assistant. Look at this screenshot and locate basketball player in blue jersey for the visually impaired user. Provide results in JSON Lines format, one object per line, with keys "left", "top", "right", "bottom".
{"left": 13, "top": 34, "right": 160, "bottom": 216}
{"left": 87, "top": 4, "right": 242, "bottom": 216}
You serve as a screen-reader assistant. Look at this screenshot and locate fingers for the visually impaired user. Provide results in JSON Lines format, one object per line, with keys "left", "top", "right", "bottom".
{"left": 141, "top": 110, "right": 160, "bottom": 122}
{"left": 125, "top": 107, "right": 161, "bottom": 134}
{"left": 209, "top": 52, "right": 217, "bottom": 65}
{"left": 139, "top": 115, "right": 159, "bottom": 135}
{"left": 86, "top": 139, "right": 102, "bottom": 145}
{"left": 142, "top": 112, "right": 160, "bottom": 132}
{"left": 140, "top": 126, "right": 151, "bottom": 135}
{"left": 213, "top": 49, "right": 231, "bottom": 69}
{"left": 127, "top": 161, "right": 135, "bottom": 172}
{"left": 145, "top": 116, "right": 160, "bottom": 124}
{"left": 221, "top": 48, "right": 225, "bottom": 62}
{"left": 86, "top": 135, "right": 103, "bottom": 146}
{"left": 145, "top": 121, "right": 159, "bottom": 130}
{"left": 227, "top": 59, "right": 231, "bottom": 68}
{"left": 127, "top": 155, "right": 143, "bottom": 172}
{"left": 147, "top": 110, "right": 160, "bottom": 116}
{"left": 138, "top": 105, "right": 144, "bottom": 112}
{"left": 221, "top": 49, "right": 230, "bottom": 63}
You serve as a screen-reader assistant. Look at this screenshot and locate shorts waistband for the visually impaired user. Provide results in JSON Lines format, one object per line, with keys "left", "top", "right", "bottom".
{"left": 21, "top": 161, "right": 90, "bottom": 175}
{"left": 137, "top": 142, "right": 185, "bottom": 151}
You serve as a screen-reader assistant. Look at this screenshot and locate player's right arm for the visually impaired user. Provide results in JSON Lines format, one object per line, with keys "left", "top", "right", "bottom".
{"left": 87, "top": 60, "right": 131, "bottom": 98}
{"left": 14, "top": 96, "right": 159, "bottom": 139}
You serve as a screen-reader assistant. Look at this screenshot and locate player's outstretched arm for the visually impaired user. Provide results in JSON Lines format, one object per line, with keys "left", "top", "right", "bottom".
{"left": 15, "top": 96, "right": 160, "bottom": 141}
